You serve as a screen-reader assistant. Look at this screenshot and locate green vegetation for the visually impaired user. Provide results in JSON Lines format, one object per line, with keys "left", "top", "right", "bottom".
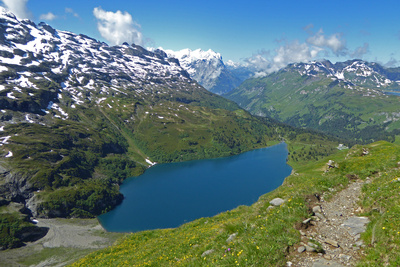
{"left": 71, "top": 141, "right": 400, "bottom": 266}
{"left": 0, "top": 214, "right": 31, "bottom": 249}
{"left": 345, "top": 143, "right": 400, "bottom": 266}
{"left": 0, "top": 63, "right": 348, "bottom": 253}
{"left": 70, "top": 133, "right": 351, "bottom": 266}
{"left": 1, "top": 79, "right": 339, "bottom": 221}
{"left": 2, "top": 119, "right": 129, "bottom": 217}
{"left": 225, "top": 68, "right": 400, "bottom": 144}
{"left": 36, "top": 179, "right": 123, "bottom": 218}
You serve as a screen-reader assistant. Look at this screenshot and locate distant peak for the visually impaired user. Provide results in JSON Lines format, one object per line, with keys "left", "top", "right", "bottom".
{"left": 165, "top": 48, "right": 222, "bottom": 62}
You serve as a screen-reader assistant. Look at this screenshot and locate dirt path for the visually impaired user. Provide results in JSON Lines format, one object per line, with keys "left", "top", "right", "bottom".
{"left": 0, "top": 218, "right": 124, "bottom": 267}
{"left": 288, "top": 179, "right": 369, "bottom": 267}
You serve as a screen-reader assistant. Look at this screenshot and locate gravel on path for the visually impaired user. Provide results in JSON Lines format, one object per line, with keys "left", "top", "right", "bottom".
{"left": 288, "top": 180, "right": 369, "bottom": 267}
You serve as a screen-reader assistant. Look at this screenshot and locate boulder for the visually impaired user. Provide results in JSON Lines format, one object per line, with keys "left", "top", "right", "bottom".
{"left": 269, "top": 198, "right": 285, "bottom": 206}
{"left": 201, "top": 249, "right": 215, "bottom": 257}
{"left": 226, "top": 233, "right": 237, "bottom": 243}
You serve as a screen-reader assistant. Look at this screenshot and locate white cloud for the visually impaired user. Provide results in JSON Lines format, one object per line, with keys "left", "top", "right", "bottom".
{"left": 239, "top": 28, "right": 349, "bottom": 75}
{"left": 65, "top": 7, "right": 79, "bottom": 18}
{"left": 39, "top": 12, "right": 57, "bottom": 21}
{"left": 93, "top": 7, "right": 143, "bottom": 46}
{"left": 272, "top": 41, "right": 316, "bottom": 71}
{"left": 351, "top": 43, "right": 369, "bottom": 58}
{"left": 243, "top": 51, "right": 271, "bottom": 70}
{"left": 384, "top": 57, "right": 399, "bottom": 68}
{"left": 235, "top": 27, "right": 367, "bottom": 76}
{"left": 243, "top": 40, "right": 323, "bottom": 75}
{"left": 306, "top": 29, "right": 346, "bottom": 55}
{"left": 1, "top": 0, "right": 31, "bottom": 19}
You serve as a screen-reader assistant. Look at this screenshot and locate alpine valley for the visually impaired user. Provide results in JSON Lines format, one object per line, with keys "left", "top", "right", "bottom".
{"left": 3, "top": 5, "right": 400, "bottom": 267}
{"left": 0, "top": 7, "right": 339, "bottom": 251}
{"left": 225, "top": 60, "right": 400, "bottom": 143}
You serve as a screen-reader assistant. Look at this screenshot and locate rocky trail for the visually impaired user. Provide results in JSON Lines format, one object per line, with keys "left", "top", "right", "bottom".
{"left": 287, "top": 179, "right": 369, "bottom": 267}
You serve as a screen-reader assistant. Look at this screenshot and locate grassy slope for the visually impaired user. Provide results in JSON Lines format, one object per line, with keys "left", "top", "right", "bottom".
{"left": 0, "top": 87, "right": 282, "bottom": 218}
{"left": 225, "top": 72, "right": 400, "bottom": 143}
{"left": 0, "top": 77, "right": 340, "bottom": 248}
{"left": 70, "top": 141, "right": 400, "bottom": 267}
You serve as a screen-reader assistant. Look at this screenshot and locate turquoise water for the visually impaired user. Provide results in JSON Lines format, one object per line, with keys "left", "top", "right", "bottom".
{"left": 98, "top": 142, "right": 292, "bottom": 232}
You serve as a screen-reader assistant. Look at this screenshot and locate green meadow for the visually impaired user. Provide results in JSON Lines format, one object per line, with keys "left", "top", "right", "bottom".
{"left": 70, "top": 140, "right": 400, "bottom": 266}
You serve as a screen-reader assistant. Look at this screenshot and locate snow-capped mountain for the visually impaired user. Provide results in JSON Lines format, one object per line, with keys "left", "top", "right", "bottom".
{"left": 164, "top": 48, "right": 243, "bottom": 94}
{"left": 0, "top": 7, "right": 201, "bottom": 124}
{"left": 0, "top": 7, "right": 276, "bottom": 222}
{"left": 164, "top": 48, "right": 223, "bottom": 82}
{"left": 225, "top": 60, "right": 256, "bottom": 84}
{"left": 290, "top": 60, "right": 400, "bottom": 91}
{"left": 225, "top": 59, "right": 400, "bottom": 142}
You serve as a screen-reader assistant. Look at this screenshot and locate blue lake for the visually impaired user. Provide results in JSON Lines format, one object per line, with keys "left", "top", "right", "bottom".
{"left": 98, "top": 142, "right": 292, "bottom": 232}
{"left": 385, "top": 91, "right": 400, "bottom": 96}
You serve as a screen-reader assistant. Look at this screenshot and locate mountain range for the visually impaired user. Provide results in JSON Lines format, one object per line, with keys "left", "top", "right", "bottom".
{"left": 3, "top": 7, "right": 400, "bottom": 266}
{"left": 225, "top": 59, "right": 400, "bottom": 143}
{"left": 1, "top": 4, "right": 398, "bottom": 223}
{"left": 0, "top": 6, "right": 309, "bottom": 238}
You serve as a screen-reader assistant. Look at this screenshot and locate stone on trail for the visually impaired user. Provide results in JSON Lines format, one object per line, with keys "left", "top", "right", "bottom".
{"left": 297, "top": 246, "right": 306, "bottom": 253}
{"left": 315, "top": 212, "right": 325, "bottom": 220}
{"left": 305, "top": 245, "right": 316, "bottom": 252}
{"left": 324, "top": 238, "right": 340, "bottom": 248}
{"left": 312, "top": 206, "right": 322, "bottom": 213}
{"left": 342, "top": 217, "right": 370, "bottom": 236}
{"left": 312, "top": 258, "right": 345, "bottom": 267}
{"left": 355, "top": 241, "right": 364, "bottom": 247}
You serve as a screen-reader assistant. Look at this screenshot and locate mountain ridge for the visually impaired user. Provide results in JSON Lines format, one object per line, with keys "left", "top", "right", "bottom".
{"left": 0, "top": 7, "right": 305, "bottom": 231}
{"left": 225, "top": 59, "right": 400, "bottom": 143}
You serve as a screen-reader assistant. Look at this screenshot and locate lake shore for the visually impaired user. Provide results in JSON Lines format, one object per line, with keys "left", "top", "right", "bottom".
{"left": 99, "top": 143, "right": 291, "bottom": 232}
{"left": 0, "top": 218, "right": 124, "bottom": 267}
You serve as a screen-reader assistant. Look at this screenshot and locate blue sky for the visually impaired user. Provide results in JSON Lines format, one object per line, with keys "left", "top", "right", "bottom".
{"left": 2, "top": 0, "right": 400, "bottom": 70}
